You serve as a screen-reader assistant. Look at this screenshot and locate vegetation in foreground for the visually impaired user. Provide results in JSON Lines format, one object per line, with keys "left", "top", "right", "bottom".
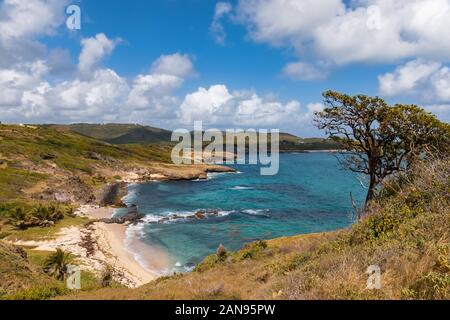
{"left": 60, "top": 156, "right": 449, "bottom": 300}
{"left": 0, "top": 92, "right": 448, "bottom": 300}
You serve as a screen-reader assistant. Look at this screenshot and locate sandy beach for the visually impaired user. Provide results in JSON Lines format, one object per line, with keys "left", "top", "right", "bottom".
{"left": 10, "top": 205, "right": 165, "bottom": 288}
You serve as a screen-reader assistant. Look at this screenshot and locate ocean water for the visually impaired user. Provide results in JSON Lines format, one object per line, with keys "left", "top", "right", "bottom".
{"left": 117, "top": 153, "right": 366, "bottom": 274}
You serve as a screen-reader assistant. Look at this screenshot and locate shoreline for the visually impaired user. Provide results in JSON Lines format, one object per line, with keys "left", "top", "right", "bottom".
{"left": 81, "top": 205, "right": 161, "bottom": 286}
{"left": 9, "top": 205, "right": 161, "bottom": 288}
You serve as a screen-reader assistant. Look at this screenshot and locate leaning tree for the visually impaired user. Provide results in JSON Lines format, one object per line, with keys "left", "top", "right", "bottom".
{"left": 314, "top": 90, "right": 449, "bottom": 212}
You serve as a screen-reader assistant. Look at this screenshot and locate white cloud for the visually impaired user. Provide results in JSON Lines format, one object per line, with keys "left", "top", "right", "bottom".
{"left": 151, "top": 53, "right": 194, "bottom": 78}
{"left": 0, "top": 0, "right": 66, "bottom": 40}
{"left": 0, "top": 61, "right": 48, "bottom": 107}
{"left": 210, "top": 2, "right": 233, "bottom": 45}
{"left": 423, "top": 104, "right": 450, "bottom": 122}
{"left": 179, "top": 85, "right": 233, "bottom": 124}
{"left": 0, "top": 0, "right": 69, "bottom": 67}
{"left": 379, "top": 59, "right": 450, "bottom": 102}
{"left": 179, "top": 84, "right": 320, "bottom": 129}
{"left": 282, "top": 61, "right": 327, "bottom": 80}
{"left": 236, "top": 0, "right": 344, "bottom": 47}
{"left": 378, "top": 59, "right": 450, "bottom": 121}
{"left": 378, "top": 59, "right": 441, "bottom": 97}
{"left": 235, "top": 0, "right": 450, "bottom": 67}
{"left": 78, "top": 33, "right": 118, "bottom": 77}
{"left": 0, "top": 49, "right": 194, "bottom": 124}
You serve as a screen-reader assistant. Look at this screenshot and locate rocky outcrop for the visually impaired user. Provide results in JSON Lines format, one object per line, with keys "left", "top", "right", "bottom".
{"left": 98, "top": 182, "right": 126, "bottom": 206}
{"left": 137, "top": 164, "right": 236, "bottom": 182}
{"left": 35, "top": 176, "right": 95, "bottom": 204}
{"left": 99, "top": 204, "right": 144, "bottom": 225}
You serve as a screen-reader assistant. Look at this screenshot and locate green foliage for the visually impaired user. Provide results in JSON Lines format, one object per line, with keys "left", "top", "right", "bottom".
{"left": 315, "top": 91, "right": 450, "bottom": 208}
{"left": 6, "top": 285, "right": 67, "bottom": 300}
{"left": 406, "top": 272, "right": 450, "bottom": 299}
{"left": 194, "top": 254, "right": 222, "bottom": 273}
{"left": 234, "top": 240, "right": 268, "bottom": 261}
{"left": 0, "top": 167, "right": 47, "bottom": 202}
{"left": 44, "top": 249, "right": 72, "bottom": 281}
{"left": 271, "top": 252, "right": 312, "bottom": 275}
{"left": 4, "top": 204, "right": 71, "bottom": 230}
{"left": 100, "top": 266, "right": 113, "bottom": 288}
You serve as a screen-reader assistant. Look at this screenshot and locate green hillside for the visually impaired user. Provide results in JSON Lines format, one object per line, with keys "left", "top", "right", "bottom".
{"left": 45, "top": 123, "right": 172, "bottom": 145}
{"left": 43, "top": 123, "right": 340, "bottom": 151}
{"left": 0, "top": 124, "right": 176, "bottom": 213}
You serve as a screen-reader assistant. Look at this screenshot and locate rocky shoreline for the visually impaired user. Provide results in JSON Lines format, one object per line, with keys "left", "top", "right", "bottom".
{"left": 6, "top": 163, "right": 236, "bottom": 288}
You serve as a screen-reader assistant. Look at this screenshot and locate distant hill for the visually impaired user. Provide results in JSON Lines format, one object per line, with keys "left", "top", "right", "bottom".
{"left": 45, "top": 123, "right": 172, "bottom": 145}
{"left": 44, "top": 123, "right": 341, "bottom": 151}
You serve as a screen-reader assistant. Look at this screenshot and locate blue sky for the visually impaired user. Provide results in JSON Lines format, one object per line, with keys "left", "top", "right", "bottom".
{"left": 1, "top": 0, "right": 449, "bottom": 136}
{"left": 64, "top": 0, "right": 384, "bottom": 102}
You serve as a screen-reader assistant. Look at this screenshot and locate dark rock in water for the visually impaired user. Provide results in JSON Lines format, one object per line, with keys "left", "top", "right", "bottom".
{"left": 193, "top": 209, "right": 220, "bottom": 219}
{"left": 100, "top": 204, "right": 144, "bottom": 225}
{"left": 194, "top": 211, "right": 206, "bottom": 219}
{"left": 121, "top": 204, "right": 144, "bottom": 223}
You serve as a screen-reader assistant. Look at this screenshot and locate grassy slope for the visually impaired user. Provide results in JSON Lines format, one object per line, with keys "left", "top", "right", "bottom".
{"left": 66, "top": 158, "right": 449, "bottom": 300}
{"left": 46, "top": 123, "right": 172, "bottom": 144}
{"left": 0, "top": 124, "right": 171, "bottom": 201}
{"left": 0, "top": 242, "right": 121, "bottom": 299}
{"left": 0, "top": 242, "right": 65, "bottom": 299}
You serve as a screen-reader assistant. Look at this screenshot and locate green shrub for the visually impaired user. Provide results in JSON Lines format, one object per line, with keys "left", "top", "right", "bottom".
{"left": 7, "top": 285, "right": 67, "bottom": 300}
{"left": 234, "top": 240, "right": 268, "bottom": 261}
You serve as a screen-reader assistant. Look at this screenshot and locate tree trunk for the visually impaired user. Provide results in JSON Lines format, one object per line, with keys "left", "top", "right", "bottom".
{"left": 364, "top": 176, "right": 376, "bottom": 213}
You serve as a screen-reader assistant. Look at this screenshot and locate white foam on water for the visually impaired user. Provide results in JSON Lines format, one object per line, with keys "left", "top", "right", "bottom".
{"left": 230, "top": 186, "right": 253, "bottom": 190}
{"left": 241, "top": 209, "right": 271, "bottom": 217}
{"left": 121, "top": 208, "right": 237, "bottom": 277}
{"left": 122, "top": 183, "right": 139, "bottom": 203}
{"left": 207, "top": 172, "right": 230, "bottom": 179}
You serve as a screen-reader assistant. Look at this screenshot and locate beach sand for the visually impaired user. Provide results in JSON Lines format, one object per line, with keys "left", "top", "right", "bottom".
{"left": 10, "top": 205, "right": 166, "bottom": 288}
{"left": 93, "top": 222, "right": 159, "bottom": 285}
{"left": 78, "top": 205, "right": 168, "bottom": 286}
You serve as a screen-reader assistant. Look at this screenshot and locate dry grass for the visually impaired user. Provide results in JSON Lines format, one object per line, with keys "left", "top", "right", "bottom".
{"left": 63, "top": 157, "right": 449, "bottom": 300}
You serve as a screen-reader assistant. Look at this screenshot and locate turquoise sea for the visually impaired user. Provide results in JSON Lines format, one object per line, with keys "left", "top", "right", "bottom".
{"left": 117, "top": 153, "right": 365, "bottom": 274}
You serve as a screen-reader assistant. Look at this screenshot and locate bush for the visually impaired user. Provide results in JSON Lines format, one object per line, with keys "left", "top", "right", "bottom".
{"left": 7, "top": 286, "right": 66, "bottom": 300}
{"left": 234, "top": 240, "right": 268, "bottom": 261}
{"left": 100, "top": 266, "right": 113, "bottom": 288}
{"left": 216, "top": 244, "right": 227, "bottom": 261}
{"left": 5, "top": 204, "right": 69, "bottom": 230}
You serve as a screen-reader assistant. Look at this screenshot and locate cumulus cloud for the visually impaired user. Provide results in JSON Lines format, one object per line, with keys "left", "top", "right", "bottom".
{"left": 378, "top": 59, "right": 450, "bottom": 121}
{"left": 0, "top": 49, "right": 194, "bottom": 124}
{"left": 234, "top": 0, "right": 450, "bottom": 75}
{"left": 379, "top": 59, "right": 450, "bottom": 102}
{"left": 179, "top": 84, "right": 321, "bottom": 130}
{"left": 210, "top": 2, "right": 233, "bottom": 45}
{"left": 151, "top": 53, "right": 195, "bottom": 78}
{"left": 78, "top": 33, "right": 118, "bottom": 77}
{"left": 0, "top": 0, "right": 69, "bottom": 67}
